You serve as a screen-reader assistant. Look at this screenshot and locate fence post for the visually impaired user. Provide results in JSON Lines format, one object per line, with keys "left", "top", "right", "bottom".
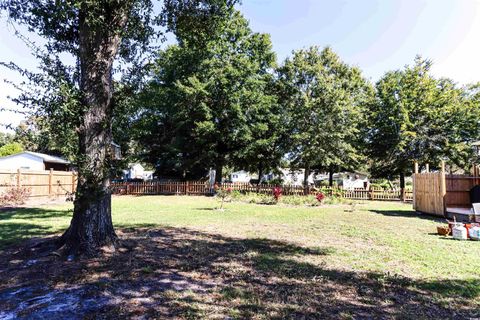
{"left": 48, "top": 168, "right": 53, "bottom": 196}
{"left": 412, "top": 161, "right": 418, "bottom": 209}
{"left": 71, "top": 172, "right": 76, "bottom": 193}
{"left": 440, "top": 160, "right": 446, "bottom": 216}
{"left": 369, "top": 187, "right": 373, "bottom": 201}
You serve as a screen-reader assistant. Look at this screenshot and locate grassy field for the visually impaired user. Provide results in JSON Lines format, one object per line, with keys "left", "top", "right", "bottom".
{"left": 1, "top": 196, "right": 479, "bottom": 318}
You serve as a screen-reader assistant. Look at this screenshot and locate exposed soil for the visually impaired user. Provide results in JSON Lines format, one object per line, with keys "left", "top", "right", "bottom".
{"left": 0, "top": 227, "right": 478, "bottom": 319}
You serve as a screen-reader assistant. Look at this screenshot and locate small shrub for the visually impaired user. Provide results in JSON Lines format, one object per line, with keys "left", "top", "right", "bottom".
{"left": 265, "top": 178, "right": 284, "bottom": 185}
{"left": 281, "top": 195, "right": 305, "bottom": 206}
{"left": 214, "top": 184, "right": 232, "bottom": 209}
{"left": 272, "top": 187, "right": 282, "bottom": 202}
{"left": 241, "top": 192, "right": 276, "bottom": 205}
{"left": 316, "top": 192, "right": 325, "bottom": 203}
{"left": 0, "top": 186, "right": 31, "bottom": 206}
{"left": 230, "top": 190, "right": 242, "bottom": 200}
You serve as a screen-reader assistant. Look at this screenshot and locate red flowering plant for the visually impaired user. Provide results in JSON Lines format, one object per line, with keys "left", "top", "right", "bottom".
{"left": 316, "top": 192, "right": 325, "bottom": 204}
{"left": 214, "top": 184, "right": 232, "bottom": 210}
{"left": 272, "top": 187, "right": 282, "bottom": 203}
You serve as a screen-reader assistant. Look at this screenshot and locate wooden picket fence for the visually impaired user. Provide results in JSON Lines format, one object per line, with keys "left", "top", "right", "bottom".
{"left": 0, "top": 169, "right": 77, "bottom": 198}
{"left": 0, "top": 171, "right": 412, "bottom": 202}
{"left": 111, "top": 181, "right": 413, "bottom": 201}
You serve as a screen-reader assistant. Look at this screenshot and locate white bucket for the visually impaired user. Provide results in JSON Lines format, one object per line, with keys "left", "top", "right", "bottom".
{"left": 452, "top": 223, "right": 468, "bottom": 240}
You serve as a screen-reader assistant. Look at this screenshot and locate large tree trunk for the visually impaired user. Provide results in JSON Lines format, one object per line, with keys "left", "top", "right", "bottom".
{"left": 329, "top": 166, "right": 334, "bottom": 187}
{"left": 59, "top": 6, "right": 129, "bottom": 256}
{"left": 303, "top": 164, "right": 310, "bottom": 195}
{"left": 257, "top": 163, "right": 264, "bottom": 185}
{"left": 399, "top": 171, "right": 406, "bottom": 202}
{"left": 215, "top": 160, "right": 224, "bottom": 184}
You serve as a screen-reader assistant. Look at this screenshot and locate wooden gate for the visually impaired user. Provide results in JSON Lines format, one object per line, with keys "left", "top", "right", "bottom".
{"left": 413, "top": 163, "right": 446, "bottom": 217}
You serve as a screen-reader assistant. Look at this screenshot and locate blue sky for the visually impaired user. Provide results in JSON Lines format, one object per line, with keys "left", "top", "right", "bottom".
{"left": 240, "top": 0, "right": 480, "bottom": 82}
{"left": 1, "top": 0, "right": 480, "bottom": 130}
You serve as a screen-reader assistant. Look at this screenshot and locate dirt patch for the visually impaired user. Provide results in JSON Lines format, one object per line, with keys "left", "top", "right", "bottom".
{"left": 0, "top": 227, "right": 478, "bottom": 319}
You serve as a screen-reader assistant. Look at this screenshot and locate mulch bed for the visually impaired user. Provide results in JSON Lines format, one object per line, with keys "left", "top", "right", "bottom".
{"left": 0, "top": 227, "right": 478, "bottom": 319}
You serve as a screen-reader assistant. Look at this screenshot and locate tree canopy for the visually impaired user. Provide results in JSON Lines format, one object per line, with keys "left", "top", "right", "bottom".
{"left": 131, "top": 9, "right": 279, "bottom": 182}
{"left": 367, "top": 57, "right": 480, "bottom": 185}
{"left": 0, "top": 141, "right": 23, "bottom": 157}
{"left": 277, "top": 46, "right": 373, "bottom": 185}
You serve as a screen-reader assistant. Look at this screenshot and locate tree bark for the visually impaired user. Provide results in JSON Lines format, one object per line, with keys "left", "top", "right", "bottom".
{"left": 399, "top": 171, "right": 405, "bottom": 201}
{"left": 304, "top": 164, "right": 310, "bottom": 195}
{"left": 215, "top": 160, "right": 224, "bottom": 184}
{"left": 329, "top": 167, "right": 334, "bottom": 187}
{"left": 258, "top": 163, "right": 264, "bottom": 185}
{"left": 59, "top": 5, "right": 129, "bottom": 256}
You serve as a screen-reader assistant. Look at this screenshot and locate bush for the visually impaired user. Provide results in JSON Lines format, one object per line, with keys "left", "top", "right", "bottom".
{"left": 214, "top": 184, "right": 232, "bottom": 209}
{"left": 0, "top": 142, "right": 23, "bottom": 157}
{"left": 0, "top": 186, "right": 31, "bottom": 206}
{"left": 316, "top": 192, "right": 325, "bottom": 203}
{"left": 231, "top": 192, "right": 276, "bottom": 205}
{"left": 230, "top": 190, "right": 242, "bottom": 200}
{"left": 273, "top": 187, "right": 282, "bottom": 202}
{"left": 263, "top": 178, "right": 283, "bottom": 185}
{"left": 229, "top": 191, "right": 349, "bottom": 207}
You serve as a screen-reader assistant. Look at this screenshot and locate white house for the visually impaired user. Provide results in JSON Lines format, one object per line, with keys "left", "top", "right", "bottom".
{"left": 0, "top": 151, "right": 70, "bottom": 171}
{"left": 332, "top": 172, "right": 369, "bottom": 190}
{"left": 262, "top": 168, "right": 317, "bottom": 186}
{"left": 262, "top": 168, "right": 369, "bottom": 189}
{"left": 231, "top": 170, "right": 251, "bottom": 183}
{"left": 123, "top": 163, "right": 154, "bottom": 180}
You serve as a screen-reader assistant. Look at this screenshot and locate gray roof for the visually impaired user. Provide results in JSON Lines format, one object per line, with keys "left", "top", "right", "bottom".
{"left": 0, "top": 151, "right": 70, "bottom": 164}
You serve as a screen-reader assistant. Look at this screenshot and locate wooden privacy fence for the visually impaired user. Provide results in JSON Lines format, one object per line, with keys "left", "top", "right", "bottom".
{"left": 413, "top": 161, "right": 480, "bottom": 217}
{"left": 445, "top": 175, "right": 480, "bottom": 208}
{"left": 413, "top": 171, "right": 446, "bottom": 216}
{"left": 0, "top": 169, "right": 77, "bottom": 198}
{"left": 111, "top": 181, "right": 413, "bottom": 201}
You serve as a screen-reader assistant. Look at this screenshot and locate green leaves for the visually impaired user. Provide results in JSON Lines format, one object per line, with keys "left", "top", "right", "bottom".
{"left": 367, "top": 56, "right": 480, "bottom": 177}
{"left": 132, "top": 9, "right": 278, "bottom": 179}
{"left": 0, "top": 142, "right": 23, "bottom": 157}
{"left": 277, "top": 46, "right": 372, "bottom": 174}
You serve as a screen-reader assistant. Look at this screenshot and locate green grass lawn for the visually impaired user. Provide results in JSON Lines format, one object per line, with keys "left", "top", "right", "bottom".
{"left": 1, "top": 196, "right": 479, "bottom": 318}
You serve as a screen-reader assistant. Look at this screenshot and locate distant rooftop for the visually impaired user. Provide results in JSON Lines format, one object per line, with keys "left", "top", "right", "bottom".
{"left": 0, "top": 151, "right": 69, "bottom": 164}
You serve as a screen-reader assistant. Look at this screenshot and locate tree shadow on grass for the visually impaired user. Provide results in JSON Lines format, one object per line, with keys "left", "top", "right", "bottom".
{"left": 370, "top": 209, "right": 446, "bottom": 222}
{"left": 0, "top": 207, "right": 71, "bottom": 250}
{"left": 0, "top": 226, "right": 478, "bottom": 319}
{"left": 0, "top": 222, "right": 56, "bottom": 250}
{"left": 0, "top": 207, "right": 70, "bottom": 220}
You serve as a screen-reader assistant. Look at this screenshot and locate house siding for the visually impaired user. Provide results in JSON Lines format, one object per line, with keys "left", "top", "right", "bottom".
{"left": 0, "top": 153, "right": 45, "bottom": 171}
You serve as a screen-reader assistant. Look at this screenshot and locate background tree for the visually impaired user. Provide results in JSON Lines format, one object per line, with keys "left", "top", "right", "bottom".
{"left": 0, "top": 0, "right": 238, "bottom": 256}
{"left": 459, "top": 83, "right": 480, "bottom": 165}
{"left": 0, "top": 141, "right": 23, "bottom": 156}
{"left": 133, "top": 9, "right": 278, "bottom": 182}
{"left": 277, "top": 46, "right": 372, "bottom": 187}
{"left": 367, "top": 57, "right": 480, "bottom": 188}
{"left": 0, "top": 132, "right": 14, "bottom": 147}
{"left": 231, "top": 90, "right": 287, "bottom": 183}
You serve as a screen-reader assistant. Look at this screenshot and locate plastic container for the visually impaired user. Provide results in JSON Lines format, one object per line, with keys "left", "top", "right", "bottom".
{"left": 469, "top": 224, "right": 480, "bottom": 241}
{"left": 452, "top": 223, "right": 468, "bottom": 240}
